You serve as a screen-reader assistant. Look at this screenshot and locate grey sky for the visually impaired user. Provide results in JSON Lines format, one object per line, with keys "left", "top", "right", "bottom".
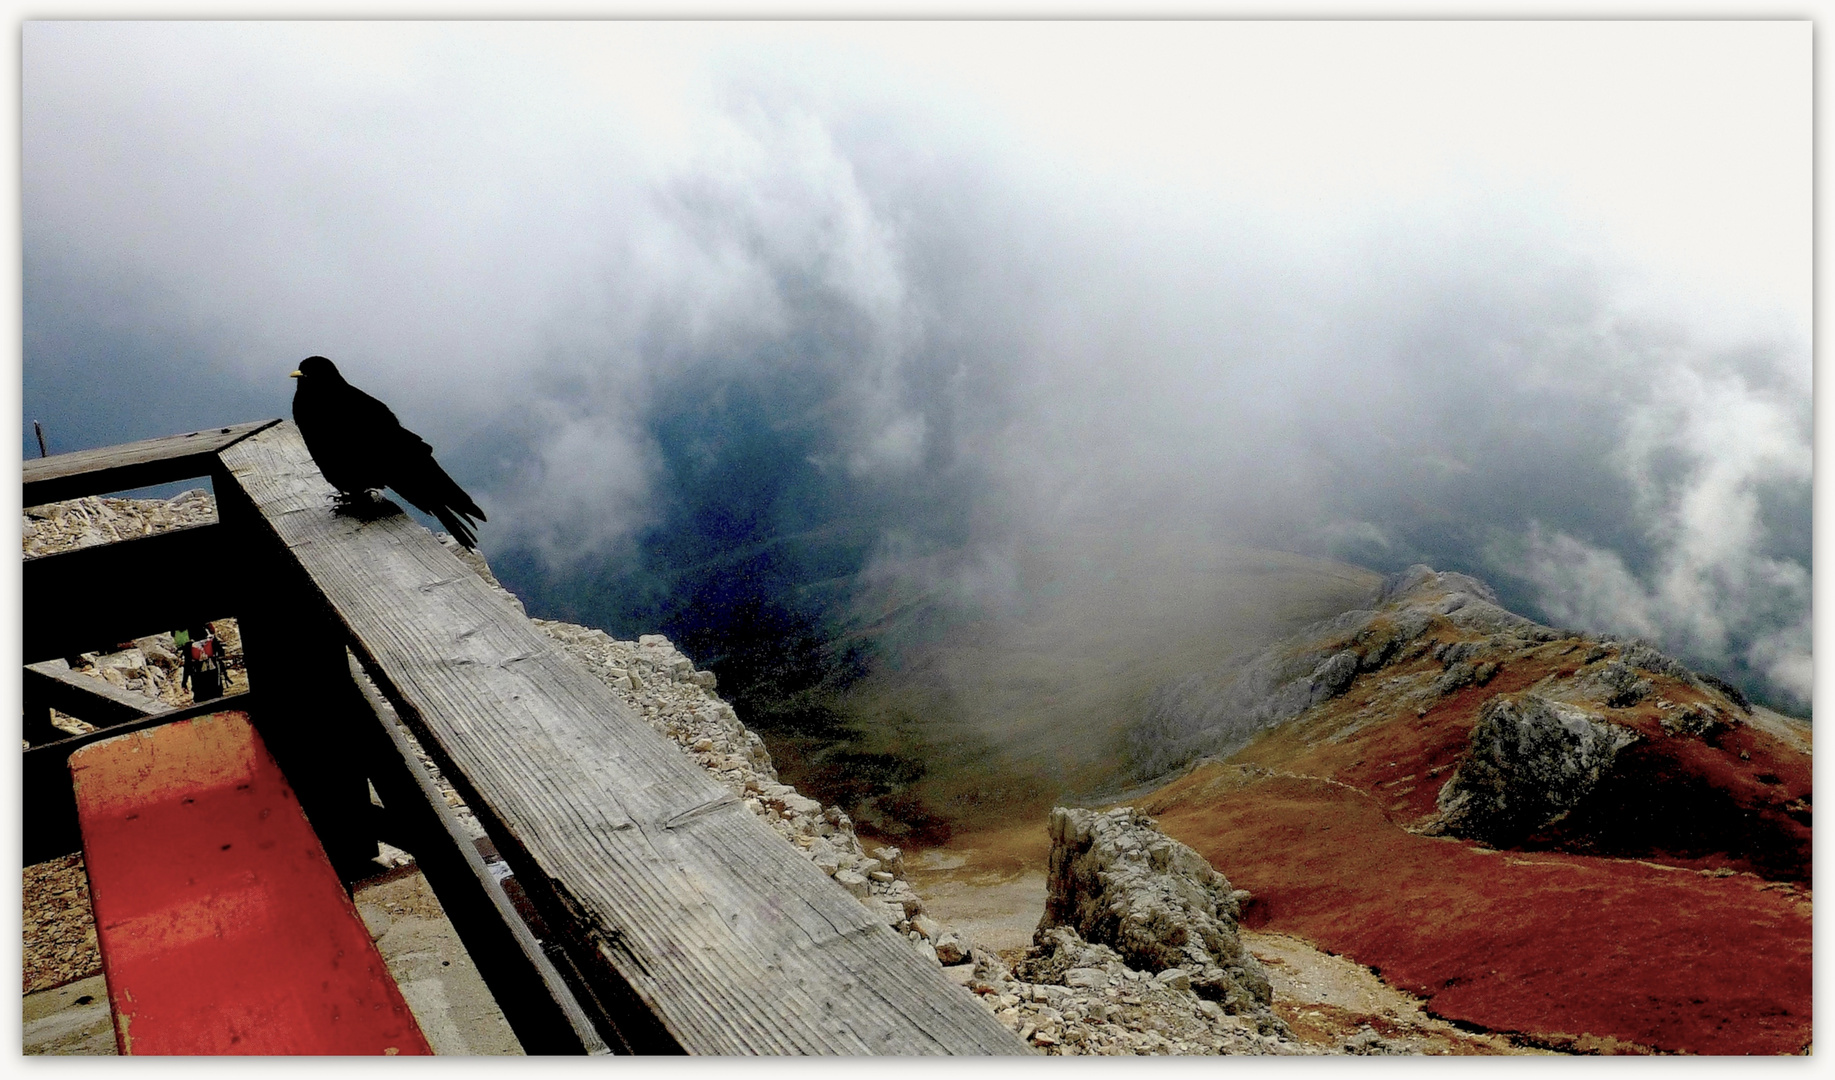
{"left": 21, "top": 20, "right": 1811, "bottom": 708}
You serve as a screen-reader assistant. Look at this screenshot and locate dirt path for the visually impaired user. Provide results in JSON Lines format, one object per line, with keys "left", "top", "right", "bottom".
{"left": 1243, "top": 929, "right": 1534, "bottom": 1054}
{"left": 903, "top": 846, "right": 1047, "bottom": 954}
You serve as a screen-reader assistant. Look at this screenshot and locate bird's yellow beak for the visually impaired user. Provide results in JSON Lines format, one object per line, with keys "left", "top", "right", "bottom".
{"left": 289, "top": 370, "right": 302, "bottom": 378}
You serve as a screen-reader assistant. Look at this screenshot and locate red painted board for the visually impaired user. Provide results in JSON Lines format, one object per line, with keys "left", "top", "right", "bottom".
{"left": 69, "top": 711, "right": 432, "bottom": 1056}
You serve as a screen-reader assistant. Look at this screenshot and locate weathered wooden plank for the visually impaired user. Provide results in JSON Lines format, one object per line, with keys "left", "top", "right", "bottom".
{"left": 216, "top": 422, "right": 1028, "bottom": 1056}
{"left": 23, "top": 419, "right": 279, "bottom": 507}
{"left": 347, "top": 651, "right": 609, "bottom": 1055}
{"left": 24, "top": 659, "right": 173, "bottom": 738}
{"left": 23, "top": 690, "right": 255, "bottom": 865}
{"left": 21, "top": 522, "right": 244, "bottom": 663}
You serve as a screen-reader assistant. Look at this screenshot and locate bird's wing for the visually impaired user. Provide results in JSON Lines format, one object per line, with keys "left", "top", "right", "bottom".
{"left": 296, "top": 380, "right": 410, "bottom": 493}
{"left": 381, "top": 425, "right": 488, "bottom": 549}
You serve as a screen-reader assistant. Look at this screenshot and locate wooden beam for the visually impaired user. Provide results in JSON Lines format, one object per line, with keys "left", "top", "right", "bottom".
{"left": 23, "top": 419, "right": 280, "bottom": 507}
{"left": 23, "top": 691, "right": 255, "bottom": 865}
{"left": 347, "top": 652, "right": 609, "bottom": 1055}
{"left": 216, "top": 422, "right": 1028, "bottom": 1056}
{"left": 21, "top": 523, "right": 244, "bottom": 663}
{"left": 24, "top": 660, "right": 172, "bottom": 742}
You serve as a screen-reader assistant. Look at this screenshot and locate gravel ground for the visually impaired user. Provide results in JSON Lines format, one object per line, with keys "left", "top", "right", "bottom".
{"left": 22, "top": 855, "right": 101, "bottom": 994}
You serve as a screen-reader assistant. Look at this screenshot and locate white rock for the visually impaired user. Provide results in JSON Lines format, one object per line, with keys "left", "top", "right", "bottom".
{"left": 833, "top": 869, "right": 871, "bottom": 898}
{"left": 860, "top": 895, "right": 903, "bottom": 926}
{"left": 1155, "top": 968, "right": 1192, "bottom": 991}
{"left": 872, "top": 846, "right": 906, "bottom": 876}
{"left": 781, "top": 793, "right": 823, "bottom": 816}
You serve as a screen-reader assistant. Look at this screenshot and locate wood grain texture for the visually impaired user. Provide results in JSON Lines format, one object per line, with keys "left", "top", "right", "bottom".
{"left": 347, "top": 650, "right": 609, "bottom": 1055}
{"left": 216, "top": 422, "right": 1027, "bottom": 1056}
{"left": 23, "top": 419, "right": 279, "bottom": 507}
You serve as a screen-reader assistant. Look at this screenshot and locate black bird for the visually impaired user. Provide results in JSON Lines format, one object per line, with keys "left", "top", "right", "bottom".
{"left": 290, "top": 355, "right": 487, "bottom": 549}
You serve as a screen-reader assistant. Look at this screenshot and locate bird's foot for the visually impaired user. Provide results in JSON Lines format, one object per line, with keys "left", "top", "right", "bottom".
{"left": 330, "top": 489, "right": 394, "bottom": 521}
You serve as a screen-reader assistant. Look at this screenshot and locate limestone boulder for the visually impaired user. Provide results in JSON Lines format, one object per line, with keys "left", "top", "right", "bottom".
{"left": 1431, "top": 692, "right": 1636, "bottom": 846}
{"left": 1037, "top": 806, "right": 1273, "bottom": 1019}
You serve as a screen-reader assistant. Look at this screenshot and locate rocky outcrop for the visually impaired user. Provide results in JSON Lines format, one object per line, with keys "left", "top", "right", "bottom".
{"left": 935, "top": 806, "right": 1313, "bottom": 1055}
{"left": 1036, "top": 807, "right": 1273, "bottom": 1020}
{"left": 1428, "top": 693, "right": 1637, "bottom": 846}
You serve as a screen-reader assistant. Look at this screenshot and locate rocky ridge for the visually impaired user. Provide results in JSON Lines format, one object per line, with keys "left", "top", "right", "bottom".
{"left": 1127, "top": 563, "right": 1806, "bottom": 877}
{"left": 1118, "top": 562, "right": 1810, "bottom": 1054}
{"left": 1129, "top": 563, "right": 1753, "bottom": 784}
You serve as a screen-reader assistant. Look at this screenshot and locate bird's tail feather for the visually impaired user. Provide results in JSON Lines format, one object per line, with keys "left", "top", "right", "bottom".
{"left": 391, "top": 454, "right": 486, "bottom": 550}
{"left": 436, "top": 505, "right": 481, "bottom": 550}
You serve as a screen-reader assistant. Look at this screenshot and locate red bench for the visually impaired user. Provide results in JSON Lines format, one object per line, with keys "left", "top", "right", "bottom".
{"left": 69, "top": 710, "right": 431, "bottom": 1055}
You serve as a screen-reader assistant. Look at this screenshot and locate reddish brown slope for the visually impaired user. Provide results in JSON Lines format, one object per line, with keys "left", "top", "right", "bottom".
{"left": 1143, "top": 766, "right": 1810, "bottom": 1054}
{"left": 1132, "top": 568, "right": 1812, "bottom": 1054}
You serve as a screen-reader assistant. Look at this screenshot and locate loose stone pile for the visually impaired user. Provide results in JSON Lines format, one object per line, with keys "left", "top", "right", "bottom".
{"left": 22, "top": 490, "right": 216, "bottom": 557}
{"left": 946, "top": 807, "right": 1319, "bottom": 1055}
{"left": 525, "top": 618, "right": 939, "bottom": 952}
{"left": 960, "top": 930, "right": 1315, "bottom": 1055}
{"left": 22, "top": 855, "right": 99, "bottom": 994}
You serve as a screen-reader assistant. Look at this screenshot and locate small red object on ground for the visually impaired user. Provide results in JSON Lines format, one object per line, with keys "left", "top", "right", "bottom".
{"left": 70, "top": 711, "right": 431, "bottom": 1055}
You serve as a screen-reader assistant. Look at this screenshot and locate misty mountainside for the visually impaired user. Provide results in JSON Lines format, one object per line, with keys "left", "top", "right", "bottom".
{"left": 807, "top": 537, "right": 1382, "bottom": 839}
{"left": 658, "top": 532, "right": 1380, "bottom": 843}
{"left": 490, "top": 413, "right": 1387, "bottom": 846}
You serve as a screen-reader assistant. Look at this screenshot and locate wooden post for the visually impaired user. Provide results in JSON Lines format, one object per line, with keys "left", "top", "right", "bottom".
{"left": 22, "top": 697, "right": 60, "bottom": 747}
{"left": 212, "top": 464, "right": 381, "bottom": 882}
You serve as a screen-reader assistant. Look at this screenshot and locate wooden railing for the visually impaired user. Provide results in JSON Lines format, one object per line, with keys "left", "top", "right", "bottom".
{"left": 22, "top": 420, "right": 1027, "bottom": 1056}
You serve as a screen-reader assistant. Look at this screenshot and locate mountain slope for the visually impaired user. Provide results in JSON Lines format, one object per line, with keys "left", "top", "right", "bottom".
{"left": 1129, "top": 565, "right": 1811, "bottom": 1054}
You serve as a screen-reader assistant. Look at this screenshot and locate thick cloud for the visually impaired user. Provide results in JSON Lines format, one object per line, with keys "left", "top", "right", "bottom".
{"left": 22, "top": 22, "right": 1810, "bottom": 710}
